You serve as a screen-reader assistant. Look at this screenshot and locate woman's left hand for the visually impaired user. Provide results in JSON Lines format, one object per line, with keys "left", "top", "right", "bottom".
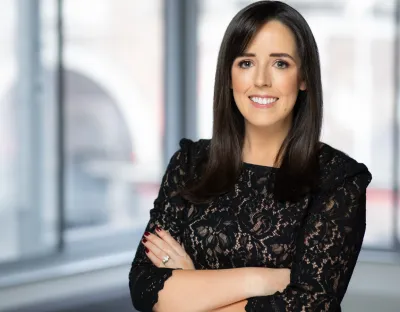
{"left": 141, "top": 226, "right": 196, "bottom": 270}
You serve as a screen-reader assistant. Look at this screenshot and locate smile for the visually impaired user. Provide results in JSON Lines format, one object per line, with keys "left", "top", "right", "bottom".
{"left": 249, "top": 96, "right": 278, "bottom": 106}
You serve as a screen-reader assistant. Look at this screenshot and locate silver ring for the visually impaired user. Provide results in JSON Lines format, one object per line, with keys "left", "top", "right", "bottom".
{"left": 162, "top": 255, "right": 170, "bottom": 265}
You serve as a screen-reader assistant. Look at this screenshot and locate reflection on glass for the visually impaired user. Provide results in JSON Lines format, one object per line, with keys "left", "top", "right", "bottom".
{"left": 0, "top": 0, "right": 17, "bottom": 263}
{"left": 198, "top": 0, "right": 395, "bottom": 249}
{"left": 63, "top": 0, "right": 164, "bottom": 242}
{"left": 0, "top": 0, "right": 59, "bottom": 263}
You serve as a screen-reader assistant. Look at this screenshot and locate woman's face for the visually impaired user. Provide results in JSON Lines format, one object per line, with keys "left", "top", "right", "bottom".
{"left": 231, "top": 20, "right": 306, "bottom": 131}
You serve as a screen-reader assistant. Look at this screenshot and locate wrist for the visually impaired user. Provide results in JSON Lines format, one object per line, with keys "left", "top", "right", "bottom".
{"left": 243, "top": 267, "right": 267, "bottom": 297}
{"left": 244, "top": 267, "right": 290, "bottom": 297}
{"left": 275, "top": 268, "right": 290, "bottom": 292}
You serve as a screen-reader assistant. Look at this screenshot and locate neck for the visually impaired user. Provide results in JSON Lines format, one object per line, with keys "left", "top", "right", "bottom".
{"left": 242, "top": 120, "right": 291, "bottom": 167}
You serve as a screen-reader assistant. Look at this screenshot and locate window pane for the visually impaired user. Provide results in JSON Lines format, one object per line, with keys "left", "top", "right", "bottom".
{"left": 197, "top": 0, "right": 395, "bottom": 249}
{"left": 0, "top": 0, "right": 59, "bottom": 263}
{"left": 63, "top": 0, "right": 164, "bottom": 244}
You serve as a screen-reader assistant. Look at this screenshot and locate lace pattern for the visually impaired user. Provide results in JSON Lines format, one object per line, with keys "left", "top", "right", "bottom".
{"left": 129, "top": 139, "right": 372, "bottom": 312}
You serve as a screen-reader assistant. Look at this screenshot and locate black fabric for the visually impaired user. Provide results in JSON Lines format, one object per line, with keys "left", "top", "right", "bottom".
{"left": 129, "top": 138, "right": 372, "bottom": 312}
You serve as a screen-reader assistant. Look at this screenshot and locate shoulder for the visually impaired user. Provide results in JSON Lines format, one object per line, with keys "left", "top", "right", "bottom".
{"left": 178, "top": 138, "right": 210, "bottom": 158}
{"left": 168, "top": 138, "right": 210, "bottom": 171}
{"left": 317, "top": 142, "right": 372, "bottom": 192}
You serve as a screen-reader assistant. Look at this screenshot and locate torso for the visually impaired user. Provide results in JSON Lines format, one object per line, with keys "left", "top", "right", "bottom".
{"left": 181, "top": 163, "right": 311, "bottom": 270}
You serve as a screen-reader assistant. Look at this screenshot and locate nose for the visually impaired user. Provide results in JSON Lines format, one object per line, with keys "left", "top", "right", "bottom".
{"left": 254, "top": 66, "right": 272, "bottom": 88}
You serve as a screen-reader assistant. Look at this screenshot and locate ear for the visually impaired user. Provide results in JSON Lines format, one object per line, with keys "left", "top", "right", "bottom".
{"left": 299, "top": 80, "right": 306, "bottom": 91}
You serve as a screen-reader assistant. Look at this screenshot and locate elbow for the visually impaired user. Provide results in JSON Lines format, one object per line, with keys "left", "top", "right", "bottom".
{"left": 128, "top": 279, "right": 140, "bottom": 311}
{"left": 129, "top": 271, "right": 148, "bottom": 311}
{"left": 308, "top": 293, "right": 341, "bottom": 312}
{"left": 284, "top": 286, "right": 341, "bottom": 312}
{"left": 325, "top": 294, "right": 341, "bottom": 311}
{"left": 128, "top": 274, "right": 169, "bottom": 312}
{"left": 128, "top": 266, "right": 181, "bottom": 312}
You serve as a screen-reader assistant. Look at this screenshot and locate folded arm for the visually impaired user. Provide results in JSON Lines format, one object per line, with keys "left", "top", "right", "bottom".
{"left": 128, "top": 139, "right": 290, "bottom": 312}
{"left": 154, "top": 267, "right": 288, "bottom": 312}
{"left": 245, "top": 162, "right": 372, "bottom": 312}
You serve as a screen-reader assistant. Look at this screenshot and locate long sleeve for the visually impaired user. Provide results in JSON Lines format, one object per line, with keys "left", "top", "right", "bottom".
{"left": 245, "top": 161, "right": 372, "bottom": 312}
{"left": 129, "top": 139, "right": 194, "bottom": 312}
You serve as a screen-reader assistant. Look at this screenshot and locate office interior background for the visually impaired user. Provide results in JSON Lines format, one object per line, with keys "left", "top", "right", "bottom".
{"left": 0, "top": 0, "right": 399, "bottom": 311}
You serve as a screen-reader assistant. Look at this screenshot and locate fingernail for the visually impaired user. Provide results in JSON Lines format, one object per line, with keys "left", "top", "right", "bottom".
{"left": 156, "top": 226, "right": 162, "bottom": 232}
{"left": 144, "top": 231, "right": 150, "bottom": 236}
{"left": 145, "top": 247, "right": 149, "bottom": 253}
{"left": 142, "top": 237, "right": 147, "bottom": 243}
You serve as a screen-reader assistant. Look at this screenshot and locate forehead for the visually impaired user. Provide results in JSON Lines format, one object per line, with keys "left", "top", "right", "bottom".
{"left": 245, "top": 20, "right": 298, "bottom": 58}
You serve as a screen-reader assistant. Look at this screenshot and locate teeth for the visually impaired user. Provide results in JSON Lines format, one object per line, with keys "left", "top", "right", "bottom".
{"left": 250, "top": 97, "right": 278, "bottom": 105}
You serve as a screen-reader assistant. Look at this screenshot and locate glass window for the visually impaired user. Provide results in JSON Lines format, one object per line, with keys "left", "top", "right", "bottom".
{"left": 0, "top": 0, "right": 59, "bottom": 263}
{"left": 63, "top": 0, "right": 164, "bottom": 246}
{"left": 197, "top": 0, "right": 396, "bottom": 249}
{"left": 297, "top": 1, "right": 395, "bottom": 249}
{"left": 0, "top": 0, "right": 165, "bottom": 266}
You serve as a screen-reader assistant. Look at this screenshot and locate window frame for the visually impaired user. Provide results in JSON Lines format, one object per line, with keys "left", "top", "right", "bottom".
{"left": 0, "top": 0, "right": 399, "bottom": 292}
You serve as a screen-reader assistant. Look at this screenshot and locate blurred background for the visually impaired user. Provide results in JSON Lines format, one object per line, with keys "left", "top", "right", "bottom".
{"left": 0, "top": 0, "right": 399, "bottom": 311}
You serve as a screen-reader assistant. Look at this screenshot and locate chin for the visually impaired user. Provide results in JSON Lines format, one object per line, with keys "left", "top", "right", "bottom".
{"left": 246, "top": 119, "right": 280, "bottom": 129}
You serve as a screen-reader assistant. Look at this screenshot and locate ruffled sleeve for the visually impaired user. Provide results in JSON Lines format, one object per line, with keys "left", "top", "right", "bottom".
{"left": 245, "top": 160, "right": 372, "bottom": 312}
{"left": 128, "top": 139, "right": 196, "bottom": 312}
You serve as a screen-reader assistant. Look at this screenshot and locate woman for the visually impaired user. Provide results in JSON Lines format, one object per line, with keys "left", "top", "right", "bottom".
{"left": 129, "top": 1, "right": 372, "bottom": 311}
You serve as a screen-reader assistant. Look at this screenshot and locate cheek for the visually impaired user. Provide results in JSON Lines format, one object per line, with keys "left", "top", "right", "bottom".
{"left": 231, "top": 68, "right": 252, "bottom": 93}
{"left": 274, "top": 72, "right": 300, "bottom": 114}
{"left": 274, "top": 71, "right": 300, "bottom": 95}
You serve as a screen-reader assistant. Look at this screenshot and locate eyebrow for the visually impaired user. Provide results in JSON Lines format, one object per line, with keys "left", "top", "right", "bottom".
{"left": 238, "top": 52, "right": 295, "bottom": 62}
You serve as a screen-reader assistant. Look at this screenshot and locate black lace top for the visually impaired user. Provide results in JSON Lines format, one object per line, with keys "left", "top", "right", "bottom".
{"left": 129, "top": 138, "right": 372, "bottom": 312}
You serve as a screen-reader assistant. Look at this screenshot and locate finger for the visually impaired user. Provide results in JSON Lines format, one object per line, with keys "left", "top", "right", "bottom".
{"left": 144, "top": 231, "right": 179, "bottom": 258}
{"left": 142, "top": 234, "right": 178, "bottom": 263}
{"left": 142, "top": 238, "right": 166, "bottom": 261}
{"left": 155, "top": 226, "right": 187, "bottom": 256}
{"left": 143, "top": 243, "right": 176, "bottom": 268}
{"left": 144, "top": 246, "right": 166, "bottom": 268}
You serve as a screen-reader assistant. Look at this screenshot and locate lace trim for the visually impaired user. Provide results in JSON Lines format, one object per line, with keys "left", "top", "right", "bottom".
{"left": 244, "top": 292, "right": 284, "bottom": 312}
{"left": 149, "top": 268, "right": 182, "bottom": 311}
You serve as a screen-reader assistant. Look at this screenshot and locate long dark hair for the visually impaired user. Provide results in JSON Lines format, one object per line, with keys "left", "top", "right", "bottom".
{"left": 183, "top": 0, "right": 323, "bottom": 203}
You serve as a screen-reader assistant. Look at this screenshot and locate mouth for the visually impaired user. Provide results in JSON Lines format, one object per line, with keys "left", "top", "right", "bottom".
{"left": 249, "top": 96, "right": 279, "bottom": 106}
